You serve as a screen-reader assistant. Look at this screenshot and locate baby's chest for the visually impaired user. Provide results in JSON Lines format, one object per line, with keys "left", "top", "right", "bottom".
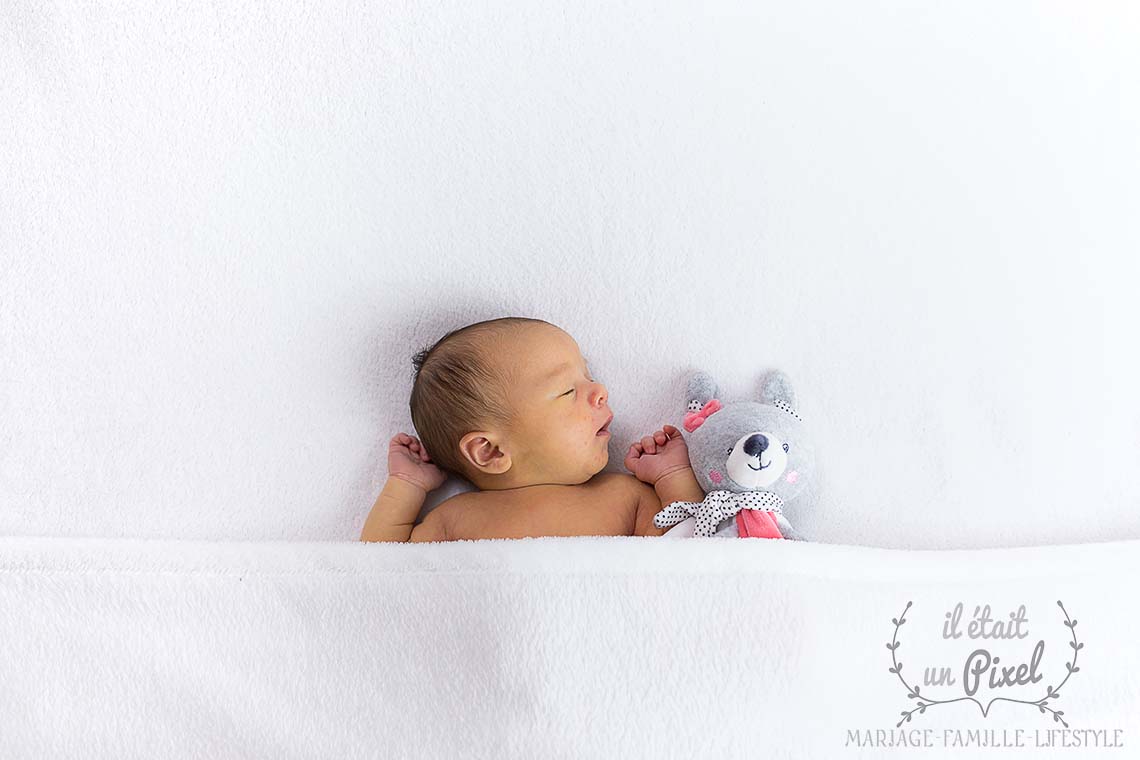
{"left": 452, "top": 480, "right": 637, "bottom": 540}
{"left": 528, "top": 482, "right": 637, "bottom": 537}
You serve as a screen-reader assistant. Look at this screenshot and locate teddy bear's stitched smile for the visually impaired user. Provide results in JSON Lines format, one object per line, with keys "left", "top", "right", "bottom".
{"left": 748, "top": 459, "right": 770, "bottom": 471}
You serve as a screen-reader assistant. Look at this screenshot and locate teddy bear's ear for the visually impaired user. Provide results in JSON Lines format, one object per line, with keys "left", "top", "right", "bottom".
{"left": 685, "top": 371, "right": 719, "bottom": 413}
{"left": 758, "top": 370, "right": 797, "bottom": 411}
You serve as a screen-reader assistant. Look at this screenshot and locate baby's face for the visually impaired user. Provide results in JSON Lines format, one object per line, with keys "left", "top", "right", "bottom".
{"left": 502, "top": 325, "right": 613, "bottom": 485}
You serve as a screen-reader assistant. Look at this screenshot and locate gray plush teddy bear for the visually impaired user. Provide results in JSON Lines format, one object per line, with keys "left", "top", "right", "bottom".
{"left": 652, "top": 369, "right": 819, "bottom": 540}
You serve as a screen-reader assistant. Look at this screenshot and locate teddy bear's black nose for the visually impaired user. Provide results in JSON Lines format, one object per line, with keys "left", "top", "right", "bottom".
{"left": 744, "top": 433, "right": 769, "bottom": 457}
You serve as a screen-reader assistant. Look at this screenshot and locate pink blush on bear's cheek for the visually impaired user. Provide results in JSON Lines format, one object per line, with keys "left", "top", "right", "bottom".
{"left": 785, "top": 470, "right": 799, "bottom": 484}
{"left": 709, "top": 470, "right": 723, "bottom": 484}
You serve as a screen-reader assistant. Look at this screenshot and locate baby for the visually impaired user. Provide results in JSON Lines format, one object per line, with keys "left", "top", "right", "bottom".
{"left": 360, "top": 316, "right": 706, "bottom": 542}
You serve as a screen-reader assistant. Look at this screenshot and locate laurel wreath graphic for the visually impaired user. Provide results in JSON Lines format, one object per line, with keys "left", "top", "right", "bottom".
{"left": 887, "top": 600, "right": 1082, "bottom": 728}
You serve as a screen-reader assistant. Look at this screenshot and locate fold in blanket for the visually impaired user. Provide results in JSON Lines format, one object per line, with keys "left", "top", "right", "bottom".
{"left": 1, "top": 536, "right": 1137, "bottom": 759}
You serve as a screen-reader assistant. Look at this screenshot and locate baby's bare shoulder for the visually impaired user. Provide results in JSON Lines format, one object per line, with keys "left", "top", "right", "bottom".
{"left": 546, "top": 473, "right": 641, "bottom": 536}
{"left": 598, "top": 474, "right": 667, "bottom": 536}
{"left": 581, "top": 472, "right": 650, "bottom": 508}
{"left": 589, "top": 471, "right": 640, "bottom": 490}
{"left": 594, "top": 471, "right": 654, "bottom": 502}
{"left": 442, "top": 473, "right": 641, "bottom": 539}
{"left": 425, "top": 491, "right": 478, "bottom": 540}
{"left": 552, "top": 472, "right": 644, "bottom": 536}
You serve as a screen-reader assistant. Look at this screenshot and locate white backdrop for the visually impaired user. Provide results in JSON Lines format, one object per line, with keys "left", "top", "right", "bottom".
{"left": 3, "top": 1, "right": 1138, "bottom": 548}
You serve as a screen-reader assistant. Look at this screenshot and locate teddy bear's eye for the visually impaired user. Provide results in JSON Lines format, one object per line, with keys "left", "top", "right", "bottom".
{"left": 726, "top": 446, "right": 733, "bottom": 455}
{"left": 782, "top": 443, "right": 790, "bottom": 453}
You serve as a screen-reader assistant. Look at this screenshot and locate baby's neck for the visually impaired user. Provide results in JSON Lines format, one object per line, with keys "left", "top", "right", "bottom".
{"left": 472, "top": 470, "right": 601, "bottom": 492}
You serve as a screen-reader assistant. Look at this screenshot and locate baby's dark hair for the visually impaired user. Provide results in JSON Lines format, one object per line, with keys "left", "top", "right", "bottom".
{"left": 410, "top": 316, "right": 553, "bottom": 482}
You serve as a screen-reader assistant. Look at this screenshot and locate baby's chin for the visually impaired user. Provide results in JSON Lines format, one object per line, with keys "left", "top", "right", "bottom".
{"left": 543, "top": 440, "right": 609, "bottom": 485}
{"left": 553, "top": 456, "right": 609, "bottom": 486}
{"left": 584, "top": 447, "right": 610, "bottom": 479}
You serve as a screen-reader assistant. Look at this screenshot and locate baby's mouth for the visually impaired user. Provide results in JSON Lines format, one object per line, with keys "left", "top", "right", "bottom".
{"left": 596, "top": 416, "right": 613, "bottom": 436}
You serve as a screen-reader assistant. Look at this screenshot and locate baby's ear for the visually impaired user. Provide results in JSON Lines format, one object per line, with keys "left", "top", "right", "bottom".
{"left": 758, "top": 370, "right": 797, "bottom": 410}
{"left": 685, "top": 370, "right": 719, "bottom": 412}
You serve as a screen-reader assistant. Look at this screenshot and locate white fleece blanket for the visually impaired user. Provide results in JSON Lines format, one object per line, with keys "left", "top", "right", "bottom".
{"left": 5, "top": 2, "right": 1140, "bottom": 550}
{"left": 2, "top": 535, "right": 1136, "bottom": 759}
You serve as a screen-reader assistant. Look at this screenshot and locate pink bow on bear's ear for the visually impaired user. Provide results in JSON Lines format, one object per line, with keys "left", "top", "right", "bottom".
{"left": 683, "top": 399, "right": 722, "bottom": 433}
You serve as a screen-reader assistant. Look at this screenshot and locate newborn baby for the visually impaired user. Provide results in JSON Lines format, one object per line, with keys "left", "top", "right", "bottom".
{"left": 360, "top": 316, "right": 705, "bottom": 542}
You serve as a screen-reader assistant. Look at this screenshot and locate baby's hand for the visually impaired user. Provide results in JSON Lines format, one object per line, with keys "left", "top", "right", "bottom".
{"left": 623, "top": 424, "right": 692, "bottom": 486}
{"left": 387, "top": 433, "right": 448, "bottom": 493}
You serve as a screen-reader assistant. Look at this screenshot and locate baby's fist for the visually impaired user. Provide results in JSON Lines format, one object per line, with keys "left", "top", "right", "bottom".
{"left": 387, "top": 433, "right": 447, "bottom": 493}
{"left": 624, "top": 424, "right": 692, "bottom": 486}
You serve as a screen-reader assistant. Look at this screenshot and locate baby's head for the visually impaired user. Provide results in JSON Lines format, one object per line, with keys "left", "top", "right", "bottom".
{"left": 409, "top": 317, "right": 613, "bottom": 490}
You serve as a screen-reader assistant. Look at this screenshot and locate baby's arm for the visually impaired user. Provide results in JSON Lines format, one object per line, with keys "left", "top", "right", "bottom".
{"left": 630, "top": 467, "right": 705, "bottom": 536}
{"left": 625, "top": 424, "right": 705, "bottom": 535}
{"left": 653, "top": 466, "right": 705, "bottom": 507}
{"left": 362, "top": 477, "right": 433, "bottom": 542}
{"left": 361, "top": 434, "right": 449, "bottom": 543}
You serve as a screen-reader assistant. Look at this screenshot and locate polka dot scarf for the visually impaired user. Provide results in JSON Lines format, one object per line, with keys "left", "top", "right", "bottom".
{"left": 653, "top": 489, "right": 785, "bottom": 538}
